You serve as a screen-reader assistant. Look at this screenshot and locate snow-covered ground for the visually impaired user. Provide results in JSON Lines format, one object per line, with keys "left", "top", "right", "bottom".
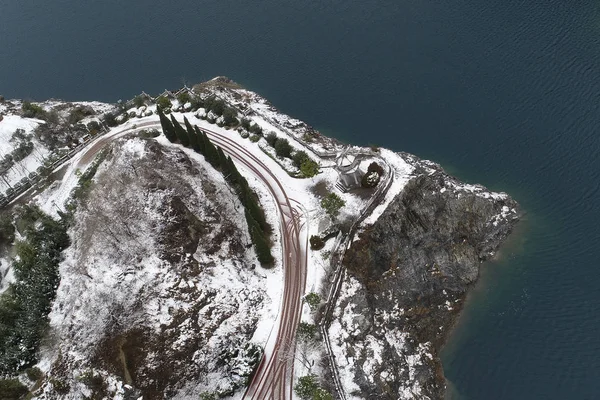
{"left": 2, "top": 81, "right": 489, "bottom": 399}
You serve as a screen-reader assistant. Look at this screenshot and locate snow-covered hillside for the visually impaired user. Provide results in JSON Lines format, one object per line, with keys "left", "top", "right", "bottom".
{"left": 34, "top": 137, "right": 273, "bottom": 399}
{"left": 0, "top": 99, "right": 115, "bottom": 200}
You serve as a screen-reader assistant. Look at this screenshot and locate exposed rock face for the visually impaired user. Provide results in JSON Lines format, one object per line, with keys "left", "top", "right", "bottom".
{"left": 330, "top": 161, "right": 519, "bottom": 399}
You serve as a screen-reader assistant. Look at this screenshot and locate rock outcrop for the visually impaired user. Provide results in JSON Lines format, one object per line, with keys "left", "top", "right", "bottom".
{"left": 329, "top": 160, "right": 519, "bottom": 399}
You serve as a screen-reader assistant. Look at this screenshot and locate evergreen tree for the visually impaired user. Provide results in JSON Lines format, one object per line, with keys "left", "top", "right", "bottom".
{"left": 241, "top": 185, "right": 268, "bottom": 231}
{"left": 217, "top": 147, "right": 228, "bottom": 171}
{"left": 170, "top": 115, "right": 190, "bottom": 147}
{"left": 158, "top": 108, "right": 177, "bottom": 142}
{"left": 226, "top": 155, "right": 240, "bottom": 187}
{"left": 245, "top": 210, "right": 274, "bottom": 265}
{"left": 184, "top": 117, "right": 200, "bottom": 151}
{"left": 203, "top": 131, "right": 220, "bottom": 168}
{"left": 194, "top": 126, "right": 207, "bottom": 155}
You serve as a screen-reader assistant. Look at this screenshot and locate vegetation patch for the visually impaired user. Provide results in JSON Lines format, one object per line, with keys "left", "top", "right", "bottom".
{"left": 0, "top": 205, "right": 70, "bottom": 375}
{"left": 66, "top": 149, "right": 109, "bottom": 214}
{"left": 0, "top": 378, "right": 29, "bottom": 400}
{"left": 320, "top": 192, "right": 345, "bottom": 220}
{"left": 265, "top": 134, "right": 319, "bottom": 178}
{"left": 294, "top": 375, "right": 333, "bottom": 400}
{"left": 158, "top": 110, "right": 274, "bottom": 266}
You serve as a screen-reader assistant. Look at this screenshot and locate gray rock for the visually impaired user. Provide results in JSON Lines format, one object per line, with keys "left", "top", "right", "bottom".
{"left": 335, "top": 159, "right": 519, "bottom": 399}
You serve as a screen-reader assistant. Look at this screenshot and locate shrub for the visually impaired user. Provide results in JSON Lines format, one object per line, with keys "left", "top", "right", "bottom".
{"left": 10, "top": 128, "right": 28, "bottom": 142}
{"left": 0, "top": 213, "right": 15, "bottom": 246}
{"left": 177, "top": 91, "right": 191, "bottom": 105}
{"left": 156, "top": 95, "right": 172, "bottom": 111}
{"left": 238, "top": 129, "right": 250, "bottom": 139}
{"left": 67, "top": 107, "right": 93, "bottom": 125}
{"left": 86, "top": 120, "right": 101, "bottom": 134}
{"left": 292, "top": 151, "right": 309, "bottom": 169}
{"left": 361, "top": 171, "right": 380, "bottom": 188}
{"left": 294, "top": 375, "right": 333, "bottom": 400}
{"left": 241, "top": 118, "right": 251, "bottom": 130}
{"left": 133, "top": 95, "right": 146, "bottom": 108}
{"left": 138, "top": 129, "right": 160, "bottom": 139}
{"left": 300, "top": 159, "right": 319, "bottom": 178}
{"left": 320, "top": 193, "right": 345, "bottom": 220}
{"left": 50, "top": 378, "right": 70, "bottom": 394}
{"left": 362, "top": 162, "right": 384, "bottom": 188}
{"left": 78, "top": 370, "right": 106, "bottom": 392}
{"left": 204, "top": 96, "right": 226, "bottom": 116}
{"left": 304, "top": 292, "right": 321, "bottom": 312}
{"left": 25, "top": 366, "right": 43, "bottom": 381}
{"left": 103, "top": 112, "right": 117, "bottom": 127}
{"left": 12, "top": 141, "right": 34, "bottom": 162}
{"left": 222, "top": 107, "right": 239, "bottom": 127}
{"left": 199, "top": 392, "right": 218, "bottom": 400}
{"left": 0, "top": 207, "right": 70, "bottom": 375}
{"left": 302, "top": 132, "right": 315, "bottom": 142}
{"left": 367, "top": 161, "right": 384, "bottom": 176}
{"left": 309, "top": 235, "right": 325, "bottom": 250}
{"left": 250, "top": 134, "right": 261, "bottom": 143}
{"left": 297, "top": 322, "right": 318, "bottom": 341}
{"left": 22, "top": 101, "right": 47, "bottom": 120}
{"left": 249, "top": 123, "right": 263, "bottom": 135}
{"left": 274, "top": 138, "right": 292, "bottom": 158}
{"left": 265, "top": 132, "right": 278, "bottom": 147}
{"left": 0, "top": 378, "right": 28, "bottom": 399}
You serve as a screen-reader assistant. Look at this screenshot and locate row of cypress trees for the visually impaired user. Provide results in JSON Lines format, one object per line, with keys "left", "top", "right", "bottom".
{"left": 157, "top": 109, "right": 274, "bottom": 265}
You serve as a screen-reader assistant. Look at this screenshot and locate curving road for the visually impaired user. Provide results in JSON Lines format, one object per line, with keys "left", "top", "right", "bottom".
{"left": 72, "top": 118, "right": 308, "bottom": 400}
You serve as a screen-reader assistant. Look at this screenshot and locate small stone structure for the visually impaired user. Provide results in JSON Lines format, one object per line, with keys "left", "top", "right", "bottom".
{"left": 335, "top": 147, "right": 363, "bottom": 192}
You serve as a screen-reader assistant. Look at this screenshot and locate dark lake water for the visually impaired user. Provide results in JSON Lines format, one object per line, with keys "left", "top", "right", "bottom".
{"left": 2, "top": 1, "right": 600, "bottom": 398}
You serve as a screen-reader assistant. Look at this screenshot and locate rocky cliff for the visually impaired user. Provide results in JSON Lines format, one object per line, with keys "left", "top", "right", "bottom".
{"left": 328, "top": 159, "right": 519, "bottom": 399}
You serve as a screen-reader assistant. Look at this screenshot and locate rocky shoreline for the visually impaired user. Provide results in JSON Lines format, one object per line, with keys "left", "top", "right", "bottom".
{"left": 0, "top": 78, "right": 519, "bottom": 399}
{"left": 328, "top": 157, "right": 519, "bottom": 399}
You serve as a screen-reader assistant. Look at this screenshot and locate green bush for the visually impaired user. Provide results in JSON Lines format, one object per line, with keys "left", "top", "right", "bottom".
{"left": 156, "top": 95, "right": 172, "bottom": 111}
{"left": 199, "top": 392, "right": 218, "bottom": 400}
{"left": 274, "top": 138, "right": 292, "bottom": 158}
{"left": 297, "top": 322, "right": 318, "bottom": 341}
{"left": 12, "top": 141, "right": 34, "bottom": 162}
{"left": 300, "top": 159, "right": 319, "bottom": 178}
{"left": 0, "top": 378, "right": 29, "bottom": 399}
{"left": 294, "top": 375, "right": 332, "bottom": 400}
{"left": 67, "top": 107, "right": 93, "bottom": 125}
{"left": 320, "top": 193, "right": 345, "bottom": 220}
{"left": 25, "top": 366, "right": 43, "bottom": 381}
{"left": 86, "top": 120, "right": 101, "bottom": 134}
{"left": 78, "top": 370, "right": 106, "bottom": 393}
{"left": 241, "top": 118, "right": 251, "bottom": 130}
{"left": 265, "top": 132, "right": 278, "bottom": 147}
{"left": 50, "top": 378, "right": 70, "bottom": 394}
{"left": 22, "top": 101, "right": 47, "bottom": 120}
{"left": 304, "top": 292, "right": 321, "bottom": 312}
{"left": 250, "top": 134, "right": 261, "bottom": 143}
{"left": 133, "top": 95, "right": 146, "bottom": 108}
{"left": 309, "top": 235, "right": 325, "bottom": 250}
{"left": 204, "top": 96, "right": 226, "bottom": 116}
{"left": 103, "top": 112, "right": 117, "bottom": 127}
{"left": 138, "top": 129, "right": 161, "bottom": 139}
{"left": 177, "top": 91, "right": 191, "bottom": 105}
{"left": 0, "top": 206, "right": 70, "bottom": 375}
{"left": 222, "top": 107, "right": 239, "bottom": 127}
{"left": 292, "top": 151, "right": 309, "bottom": 169}
{"left": 0, "top": 213, "right": 15, "bottom": 246}
{"left": 249, "top": 123, "right": 263, "bottom": 135}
